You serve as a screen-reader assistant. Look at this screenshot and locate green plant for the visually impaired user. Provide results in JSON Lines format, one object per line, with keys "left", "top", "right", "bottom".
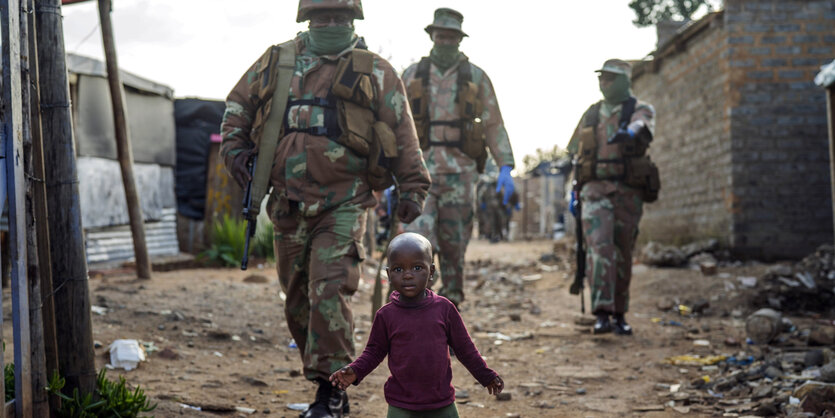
{"left": 4, "top": 363, "right": 13, "bottom": 402}
{"left": 46, "top": 369, "right": 156, "bottom": 417}
{"left": 201, "top": 213, "right": 248, "bottom": 267}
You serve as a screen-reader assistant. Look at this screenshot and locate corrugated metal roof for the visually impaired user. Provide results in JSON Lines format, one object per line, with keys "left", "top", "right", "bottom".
{"left": 67, "top": 53, "right": 175, "bottom": 99}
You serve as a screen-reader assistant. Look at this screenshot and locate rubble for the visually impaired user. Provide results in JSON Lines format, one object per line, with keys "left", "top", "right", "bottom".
{"left": 750, "top": 245, "right": 835, "bottom": 314}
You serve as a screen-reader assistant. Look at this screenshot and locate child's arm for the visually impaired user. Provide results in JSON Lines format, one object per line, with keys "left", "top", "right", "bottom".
{"left": 446, "top": 304, "right": 502, "bottom": 390}
{"left": 334, "top": 309, "right": 390, "bottom": 388}
{"left": 330, "top": 366, "right": 357, "bottom": 390}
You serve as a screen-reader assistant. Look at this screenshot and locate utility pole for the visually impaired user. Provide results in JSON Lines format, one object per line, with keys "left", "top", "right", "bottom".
{"left": 35, "top": 0, "right": 97, "bottom": 396}
{"left": 97, "top": 0, "right": 151, "bottom": 279}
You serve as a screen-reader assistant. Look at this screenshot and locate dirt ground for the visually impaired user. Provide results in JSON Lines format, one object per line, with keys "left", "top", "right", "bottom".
{"left": 2, "top": 238, "right": 816, "bottom": 417}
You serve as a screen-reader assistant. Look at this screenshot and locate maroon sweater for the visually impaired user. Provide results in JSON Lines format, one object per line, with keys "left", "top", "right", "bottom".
{"left": 349, "top": 290, "right": 498, "bottom": 411}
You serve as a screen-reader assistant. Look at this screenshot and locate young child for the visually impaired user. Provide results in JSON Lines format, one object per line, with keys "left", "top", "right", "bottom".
{"left": 330, "top": 232, "right": 503, "bottom": 417}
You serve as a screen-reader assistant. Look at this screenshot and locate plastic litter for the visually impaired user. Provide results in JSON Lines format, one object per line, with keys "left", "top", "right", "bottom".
{"left": 288, "top": 339, "right": 297, "bottom": 349}
{"left": 724, "top": 356, "right": 754, "bottom": 366}
{"left": 665, "top": 355, "right": 727, "bottom": 366}
{"left": 108, "top": 339, "right": 146, "bottom": 371}
{"left": 287, "top": 403, "right": 309, "bottom": 411}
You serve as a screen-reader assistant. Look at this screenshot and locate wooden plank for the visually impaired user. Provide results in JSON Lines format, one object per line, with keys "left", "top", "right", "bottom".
{"left": 2, "top": 0, "right": 33, "bottom": 416}
{"left": 20, "top": 0, "right": 50, "bottom": 414}
{"left": 828, "top": 88, "right": 835, "bottom": 245}
{"left": 3, "top": 400, "right": 13, "bottom": 418}
{"left": 97, "top": 0, "right": 151, "bottom": 279}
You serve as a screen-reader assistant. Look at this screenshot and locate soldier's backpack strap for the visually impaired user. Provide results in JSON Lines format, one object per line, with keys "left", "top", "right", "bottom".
{"left": 416, "top": 57, "right": 431, "bottom": 87}
{"left": 251, "top": 40, "right": 296, "bottom": 215}
{"left": 455, "top": 58, "right": 471, "bottom": 99}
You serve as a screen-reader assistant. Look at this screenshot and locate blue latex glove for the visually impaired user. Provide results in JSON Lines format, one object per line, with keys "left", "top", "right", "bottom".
{"left": 569, "top": 191, "right": 578, "bottom": 218}
{"left": 496, "top": 165, "right": 515, "bottom": 206}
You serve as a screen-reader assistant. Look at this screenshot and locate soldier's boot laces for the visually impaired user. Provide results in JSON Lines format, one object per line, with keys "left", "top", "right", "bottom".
{"left": 613, "top": 313, "right": 633, "bottom": 336}
{"left": 592, "top": 313, "right": 612, "bottom": 335}
{"left": 300, "top": 379, "right": 348, "bottom": 418}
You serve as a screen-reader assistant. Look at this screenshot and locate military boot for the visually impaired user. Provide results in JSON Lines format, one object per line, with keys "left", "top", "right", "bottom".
{"left": 592, "top": 313, "right": 612, "bottom": 334}
{"left": 613, "top": 313, "right": 633, "bottom": 336}
{"left": 300, "top": 379, "right": 347, "bottom": 418}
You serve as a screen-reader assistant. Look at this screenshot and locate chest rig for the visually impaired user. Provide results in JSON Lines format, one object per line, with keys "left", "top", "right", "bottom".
{"left": 406, "top": 57, "right": 488, "bottom": 173}
{"left": 574, "top": 98, "right": 660, "bottom": 202}
{"left": 253, "top": 43, "right": 397, "bottom": 191}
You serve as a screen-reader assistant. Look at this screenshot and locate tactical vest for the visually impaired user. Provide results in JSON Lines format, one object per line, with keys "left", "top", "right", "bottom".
{"left": 253, "top": 43, "right": 397, "bottom": 191}
{"left": 406, "top": 57, "right": 488, "bottom": 173}
{"left": 574, "top": 98, "right": 661, "bottom": 202}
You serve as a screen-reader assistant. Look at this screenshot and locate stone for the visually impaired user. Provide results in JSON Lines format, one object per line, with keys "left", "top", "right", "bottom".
{"left": 794, "top": 381, "right": 835, "bottom": 415}
{"left": 820, "top": 361, "right": 835, "bottom": 383}
{"left": 455, "top": 389, "right": 469, "bottom": 399}
{"left": 656, "top": 299, "right": 675, "bottom": 311}
{"left": 640, "top": 242, "right": 687, "bottom": 267}
{"left": 157, "top": 347, "right": 179, "bottom": 360}
{"left": 243, "top": 274, "right": 270, "bottom": 284}
{"left": 804, "top": 350, "right": 825, "bottom": 368}
{"left": 576, "top": 388, "right": 587, "bottom": 395}
{"left": 753, "top": 384, "right": 773, "bottom": 399}
{"left": 495, "top": 392, "right": 512, "bottom": 401}
{"left": 809, "top": 327, "right": 835, "bottom": 346}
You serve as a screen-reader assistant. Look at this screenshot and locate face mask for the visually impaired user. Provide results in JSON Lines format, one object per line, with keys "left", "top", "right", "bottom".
{"left": 430, "top": 44, "right": 460, "bottom": 72}
{"left": 308, "top": 26, "right": 355, "bottom": 56}
{"left": 600, "top": 73, "right": 632, "bottom": 104}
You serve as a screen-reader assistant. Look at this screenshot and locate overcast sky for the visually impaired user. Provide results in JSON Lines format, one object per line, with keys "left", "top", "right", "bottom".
{"left": 60, "top": 0, "right": 663, "bottom": 170}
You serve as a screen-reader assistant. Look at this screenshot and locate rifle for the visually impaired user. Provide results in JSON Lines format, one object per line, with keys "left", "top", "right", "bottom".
{"left": 569, "top": 181, "right": 586, "bottom": 314}
{"left": 372, "top": 187, "right": 399, "bottom": 318}
{"left": 241, "top": 159, "right": 257, "bottom": 270}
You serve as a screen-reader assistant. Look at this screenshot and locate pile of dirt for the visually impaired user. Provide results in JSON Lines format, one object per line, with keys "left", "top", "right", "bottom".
{"left": 750, "top": 245, "right": 835, "bottom": 314}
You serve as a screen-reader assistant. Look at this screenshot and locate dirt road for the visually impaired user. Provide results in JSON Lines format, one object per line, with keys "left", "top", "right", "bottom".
{"left": 3, "top": 238, "right": 786, "bottom": 417}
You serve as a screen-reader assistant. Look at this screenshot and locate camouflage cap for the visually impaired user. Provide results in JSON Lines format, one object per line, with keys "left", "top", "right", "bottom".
{"left": 595, "top": 59, "right": 632, "bottom": 78}
{"left": 424, "top": 7, "right": 468, "bottom": 37}
{"left": 296, "top": 0, "right": 364, "bottom": 23}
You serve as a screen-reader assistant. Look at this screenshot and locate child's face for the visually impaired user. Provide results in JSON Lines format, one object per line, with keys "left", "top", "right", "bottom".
{"left": 387, "top": 244, "right": 434, "bottom": 302}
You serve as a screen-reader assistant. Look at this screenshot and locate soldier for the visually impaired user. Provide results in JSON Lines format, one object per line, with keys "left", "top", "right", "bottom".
{"left": 403, "top": 7, "right": 516, "bottom": 308}
{"left": 567, "top": 59, "right": 659, "bottom": 336}
{"left": 220, "top": 1, "right": 431, "bottom": 417}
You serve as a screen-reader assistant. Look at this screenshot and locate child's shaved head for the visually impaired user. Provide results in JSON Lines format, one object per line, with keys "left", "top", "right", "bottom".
{"left": 387, "top": 232, "right": 433, "bottom": 262}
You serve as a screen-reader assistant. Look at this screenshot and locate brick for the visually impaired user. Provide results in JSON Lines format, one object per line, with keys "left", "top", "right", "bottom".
{"left": 808, "top": 46, "right": 833, "bottom": 55}
{"left": 805, "top": 23, "right": 831, "bottom": 32}
{"left": 793, "top": 34, "right": 818, "bottom": 43}
{"left": 777, "top": 116, "right": 805, "bottom": 126}
{"left": 748, "top": 46, "right": 772, "bottom": 55}
{"left": 779, "top": 70, "right": 804, "bottom": 79}
{"left": 747, "top": 70, "right": 773, "bottom": 80}
{"left": 776, "top": 46, "right": 802, "bottom": 55}
{"left": 745, "top": 23, "right": 772, "bottom": 32}
{"left": 761, "top": 35, "right": 786, "bottom": 44}
{"left": 826, "top": 35, "right": 835, "bottom": 44}
{"left": 789, "top": 81, "right": 814, "bottom": 90}
{"left": 731, "top": 59, "right": 755, "bottom": 68}
{"left": 774, "top": 23, "right": 801, "bottom": 32}
{"left": 793, "top": 57, "right": 822, "bottom": 67}
{"left": 745, "top": 3, "right": 773, "bottom": 11}
{"left": 762, "top": 58, "right": 788, "bottom": 67}
{"left": 729, "top": 35, "right": 755, "bottom": 44}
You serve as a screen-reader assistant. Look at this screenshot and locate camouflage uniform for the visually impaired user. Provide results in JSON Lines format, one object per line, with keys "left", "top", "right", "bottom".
{"left": 402, "top": 10, "right": 514, "bottom": 306}
{"left": 567, "top": 66, "right": 655, "bottom": 315}
{"left": 221, "top": 33, "right": 430, "bottom": 381}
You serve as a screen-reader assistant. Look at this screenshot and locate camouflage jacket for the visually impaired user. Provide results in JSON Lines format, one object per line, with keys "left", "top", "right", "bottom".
{"left": 221, "top": 33, "right": 431, "bottom": 217}
{"left": 567, "top": 98, "right": 655, "bottom": 179}
{"left": 402, "top": 55, "right": 514, "bottom": 177}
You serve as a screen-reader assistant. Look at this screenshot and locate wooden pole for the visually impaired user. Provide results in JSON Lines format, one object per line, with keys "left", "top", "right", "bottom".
{"left": 27, "top": 0, "right": 61, "bottom": 410}
{"left": 97, "top": 0, "right": 152, "bottom": 279}
{"left": 35, "top": 0, "right": 98, "bottom": 396}
{"left": 2, "top": 0, "right": 34, "bottom": 415}
{"left": 24, "top": 0, "right": 59, "bottom": 413}
{"left": 828, "top": 87, "right": 835, "bottom": 245}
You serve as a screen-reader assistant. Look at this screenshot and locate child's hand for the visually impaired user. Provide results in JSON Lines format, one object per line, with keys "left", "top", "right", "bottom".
{"left": 329, "top": 366, "right": 357, "bottom": 390}
{"left": 486, "top": 376, "right": 504, "bottom": 395}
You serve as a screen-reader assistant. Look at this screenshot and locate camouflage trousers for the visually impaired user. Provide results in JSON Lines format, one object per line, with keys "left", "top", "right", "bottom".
{"left": 405, "top": 172, "right": 476, "bottom": 306}
{"left": 580, "top": 181, "right": 643, "bottom": 314}
{"left": 273, "top": 202, "right": 366, "bottom": 381}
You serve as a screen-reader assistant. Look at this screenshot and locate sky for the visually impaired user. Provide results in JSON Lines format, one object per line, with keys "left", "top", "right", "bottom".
{"left": 60, "top": 0, "right": 661, "bottom": 171}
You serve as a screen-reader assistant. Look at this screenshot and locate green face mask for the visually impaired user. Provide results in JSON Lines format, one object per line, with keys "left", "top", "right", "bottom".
{"left": 600, "top": 73, "right": 632, "bottom": 104}
{"left": 308, "top": 26, "right": 355, "bottom": 56}
{"left": 430, "top": 44, "right": 461, "bottom": 72}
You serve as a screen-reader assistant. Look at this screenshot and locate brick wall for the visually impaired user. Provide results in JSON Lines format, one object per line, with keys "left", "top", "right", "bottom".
{"left": 724, "top": 0, "right": 834, "bottom": 258}
{"left": 633, "top": 14, "right": 734, "bottom": 246}
{"left": 633, "top": 0, "right": 835, "bottom": 258}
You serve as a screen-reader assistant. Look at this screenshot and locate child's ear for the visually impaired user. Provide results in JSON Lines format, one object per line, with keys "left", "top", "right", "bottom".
{"left": 430, "top": 264, "right": 436, "bottom": 279}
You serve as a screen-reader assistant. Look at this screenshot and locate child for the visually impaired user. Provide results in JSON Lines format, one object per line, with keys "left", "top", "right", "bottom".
{"left": 330, "top": 232, "right": 503, "bottom": 417}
